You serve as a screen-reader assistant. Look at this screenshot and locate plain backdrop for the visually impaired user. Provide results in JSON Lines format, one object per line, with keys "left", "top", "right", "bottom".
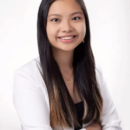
{"left": 0, "top": 0, "right": 130, "bottom": 129}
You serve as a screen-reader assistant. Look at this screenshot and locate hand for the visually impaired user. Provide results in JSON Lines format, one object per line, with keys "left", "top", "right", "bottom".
{"left": 85, "top": 122, "right": 102, "bottom": 130}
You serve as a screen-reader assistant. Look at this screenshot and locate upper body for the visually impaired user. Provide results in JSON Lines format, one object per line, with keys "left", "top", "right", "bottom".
{"left": 13, "top": 57, "right": 122, "bottom": 130}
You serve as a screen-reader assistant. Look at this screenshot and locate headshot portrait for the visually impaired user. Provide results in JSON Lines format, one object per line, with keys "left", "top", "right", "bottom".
{"left": 1, "top": 0, "right": 129, "bottom": 130}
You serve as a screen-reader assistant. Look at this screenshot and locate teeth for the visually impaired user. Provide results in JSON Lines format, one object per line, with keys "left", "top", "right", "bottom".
{"left": 60, "top": 36, "right": 74, "bottom": 40}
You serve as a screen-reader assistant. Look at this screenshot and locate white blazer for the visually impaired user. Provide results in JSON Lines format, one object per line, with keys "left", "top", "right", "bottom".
{"left": 13, "top": 57, "right": 122, "bottom": 130}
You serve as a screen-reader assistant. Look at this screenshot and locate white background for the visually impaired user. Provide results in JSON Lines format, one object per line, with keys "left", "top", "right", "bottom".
{"left": 0, "top": 0, "right": 129, "bottom": 129}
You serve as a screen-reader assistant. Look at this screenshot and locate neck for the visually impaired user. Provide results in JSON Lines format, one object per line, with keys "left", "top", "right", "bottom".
{"left": 52, "top": 47, "right": 74, "bottom": 70}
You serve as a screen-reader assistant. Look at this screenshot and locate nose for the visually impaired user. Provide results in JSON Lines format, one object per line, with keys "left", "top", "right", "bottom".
{"left": 61, "top": 21, "right": 73, "bottom": 32}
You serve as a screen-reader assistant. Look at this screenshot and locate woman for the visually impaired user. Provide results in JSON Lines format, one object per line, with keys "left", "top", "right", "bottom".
{"left": 13, "top": 0, "right": 122, "bottom": 130}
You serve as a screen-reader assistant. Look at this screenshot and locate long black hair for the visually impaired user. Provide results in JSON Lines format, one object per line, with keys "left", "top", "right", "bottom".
{"left": 37, "top": 0, "right": 103, "bottom": 129}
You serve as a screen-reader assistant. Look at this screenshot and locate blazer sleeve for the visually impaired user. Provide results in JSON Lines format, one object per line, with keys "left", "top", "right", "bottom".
{"left": 96, "top": 65, "right": 122, "bottom": 130}
{"left": 13, "top": 69, "right": 53, "bottom": 130}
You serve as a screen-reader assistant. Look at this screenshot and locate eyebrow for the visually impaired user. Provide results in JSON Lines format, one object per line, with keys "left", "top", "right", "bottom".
{"left": 48, "top": 12, "right": 83, "bottom": 17}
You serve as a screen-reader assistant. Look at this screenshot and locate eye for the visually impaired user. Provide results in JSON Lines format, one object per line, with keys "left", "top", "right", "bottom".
{"left": 72, "top": 17, "right": 81, "bottom": 20}
{"left": 51, "top": 18, "right": 60, "bottom": 22}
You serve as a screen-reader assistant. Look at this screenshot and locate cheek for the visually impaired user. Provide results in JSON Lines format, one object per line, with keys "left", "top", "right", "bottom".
{"left": 46, "top": 24, "right": 57, "bottom": 40}
{"left": 78, "top": 23, "right": 86, "bottom": 36}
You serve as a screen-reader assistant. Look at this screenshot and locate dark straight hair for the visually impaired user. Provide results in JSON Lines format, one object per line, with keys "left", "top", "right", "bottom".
{"left": 37, "top": 0, "right": 103, "bottom": 129}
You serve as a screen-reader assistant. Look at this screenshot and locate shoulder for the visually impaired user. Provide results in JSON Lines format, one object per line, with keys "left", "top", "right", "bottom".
{"left": 14, "top": 56, "right": 41, "bottom": 75}
{"left": 95, "top": 63, "right": 106, "bottom": 91}
{"left": 14, "top": 56, "right": 45, "bottom": 88}
{"left": 13, "top": 56, "right": 50, "bottom": 108}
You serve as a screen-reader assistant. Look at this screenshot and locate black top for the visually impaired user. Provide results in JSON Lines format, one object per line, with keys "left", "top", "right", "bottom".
{"left": 74, "top": 101, "right": 84, "bottom": 130}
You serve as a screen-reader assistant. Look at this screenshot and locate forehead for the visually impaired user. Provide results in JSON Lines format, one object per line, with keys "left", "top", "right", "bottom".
{"left": 48, "top": 0, "right": 83, "bottom": 15}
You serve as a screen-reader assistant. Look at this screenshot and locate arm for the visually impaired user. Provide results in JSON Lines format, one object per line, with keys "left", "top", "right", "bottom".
{"left": 85, "top": 122, "right": 102, "bottom": 130}
{"left": 80, "top": 65, "right": 122, "bottom": 130}
{"left": 79, "top": 122, "right": 102, "bottom": 130}
{"left": 95, "top": 65, "right": 122, "bottom": 130}
{"left": 13, "top": 69, "right": 53, "bottom": 130}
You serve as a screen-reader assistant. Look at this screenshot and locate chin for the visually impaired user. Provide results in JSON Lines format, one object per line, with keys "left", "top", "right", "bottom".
{"left": 51, "top": 44, "right": 78, "bottom": 52}
{"left": 58, "top": 48, "right": 74, "bottom": 52}
{"left": 59, "top": 46, "right": 76, "bottom": 52}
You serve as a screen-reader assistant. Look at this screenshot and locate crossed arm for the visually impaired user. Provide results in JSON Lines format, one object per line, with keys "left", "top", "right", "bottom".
{"left": 13, "top": 66, "right": 122, "bottom": 130}
{"left": 85, "top": 122, "right": 102, "bottom": 130}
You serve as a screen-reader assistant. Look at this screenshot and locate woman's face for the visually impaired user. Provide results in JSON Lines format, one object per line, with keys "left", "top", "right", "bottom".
{"left": 46, "top": 0, "right": 86, "bottom": 52}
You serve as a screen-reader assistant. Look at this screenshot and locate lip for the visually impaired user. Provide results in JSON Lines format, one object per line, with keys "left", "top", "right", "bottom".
{"left": 57, "top": 35, "right": 77, "bottom": 43}
{"left": 58, "top": 35, "right": 76, "bottom": 38}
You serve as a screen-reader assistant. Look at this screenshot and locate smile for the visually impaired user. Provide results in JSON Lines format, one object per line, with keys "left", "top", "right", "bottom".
{"left": 57, "top": 35, "right": 77, "bottom": 43}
